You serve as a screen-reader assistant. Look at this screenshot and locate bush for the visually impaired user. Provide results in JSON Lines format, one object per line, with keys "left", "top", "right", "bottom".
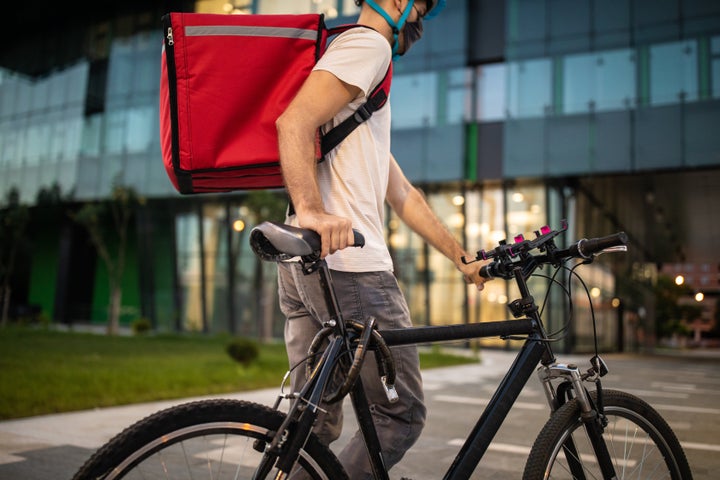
{"left": 226, "top": 337, "right": 260, "bottom": 366}
{"left": 131, "top": 317, "right": 152, "bottom": 335}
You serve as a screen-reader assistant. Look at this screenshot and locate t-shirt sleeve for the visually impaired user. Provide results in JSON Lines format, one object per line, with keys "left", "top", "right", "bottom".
{"left": 313, "top": 29, "right": 391, "bottom": 98}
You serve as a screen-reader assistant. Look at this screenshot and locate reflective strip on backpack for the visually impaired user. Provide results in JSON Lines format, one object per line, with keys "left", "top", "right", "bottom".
{"left": 185, "top": 25, "right": 318, "bottom": 41}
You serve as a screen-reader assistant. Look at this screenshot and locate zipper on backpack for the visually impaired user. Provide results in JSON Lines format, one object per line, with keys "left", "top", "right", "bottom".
{"left": 166, "top": 26, "right": 174, "bottom": 46}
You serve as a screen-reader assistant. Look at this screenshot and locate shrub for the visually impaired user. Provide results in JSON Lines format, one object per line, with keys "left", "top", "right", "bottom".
{"left": 131, "top": 317, "right": 152, "bottom": 335}
{"left": 226, "top": 337, "right": 260, "bottom": 366}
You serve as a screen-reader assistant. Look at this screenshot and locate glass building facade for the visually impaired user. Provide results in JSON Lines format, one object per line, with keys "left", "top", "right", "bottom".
{"left": 1, "top": 0, "right": 719, "bottom": 352}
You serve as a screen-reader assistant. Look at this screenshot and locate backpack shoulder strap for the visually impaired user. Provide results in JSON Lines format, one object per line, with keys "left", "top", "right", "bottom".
{"left": 318, "top": 24, "right": 393, "bottom": 157}
{"left": 288, "top": 24, "right": 392, "bottom": 217}
{"left": 320, "top": 61, "right": 393, "bottom": 156}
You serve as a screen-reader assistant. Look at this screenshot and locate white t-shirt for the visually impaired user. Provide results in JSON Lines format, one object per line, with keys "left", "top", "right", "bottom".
{"left": 290, "top": 28, "right": 394, "bottom": 272}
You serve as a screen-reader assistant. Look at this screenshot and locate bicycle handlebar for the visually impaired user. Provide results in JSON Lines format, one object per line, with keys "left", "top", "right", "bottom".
{"left": 476, "top": 223, "right": 628, "bottom": 280}
{"left": 563, "top": 232, "right": 629, "bottom": 260}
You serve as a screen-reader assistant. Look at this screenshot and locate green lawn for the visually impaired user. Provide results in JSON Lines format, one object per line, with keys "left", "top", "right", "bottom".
{"left": 0, "top": 326, "right": 477, "bottom": 420}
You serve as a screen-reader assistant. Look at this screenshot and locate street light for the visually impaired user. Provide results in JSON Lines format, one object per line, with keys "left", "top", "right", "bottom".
{"left": 675, "top": 275, "right": 685, "bottom": 286}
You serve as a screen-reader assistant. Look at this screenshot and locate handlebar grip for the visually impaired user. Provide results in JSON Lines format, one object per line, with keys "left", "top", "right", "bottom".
{"left": 571, "top": 232, "right": 628, "bottom": 258}
{"left": 480, "top": 262, "right": 507, "bottom": 279}
{"left": 352, "top": 229, "right": 365, "bottom": 248}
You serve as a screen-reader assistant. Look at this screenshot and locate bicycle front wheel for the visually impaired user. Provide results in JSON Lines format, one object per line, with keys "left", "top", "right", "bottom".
{"left": 72, "top": 398, "right": 347, "bottom": 480}
{"left": 524, "top": 389, "right": 692, "bottom": 480}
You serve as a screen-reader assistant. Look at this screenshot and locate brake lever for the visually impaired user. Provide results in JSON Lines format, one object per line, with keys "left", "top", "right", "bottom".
{"left": 594, "top": 245, "right": 628, "bottom": 257}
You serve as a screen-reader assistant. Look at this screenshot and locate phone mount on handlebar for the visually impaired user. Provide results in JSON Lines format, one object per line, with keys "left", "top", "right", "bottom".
{"left": 463, "top": 220, "right": 569, "bottom": 280}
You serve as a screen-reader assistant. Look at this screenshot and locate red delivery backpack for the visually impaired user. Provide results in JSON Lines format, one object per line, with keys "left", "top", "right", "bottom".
{"left": 160, "top": 12, "right": 392, "bottom": 194}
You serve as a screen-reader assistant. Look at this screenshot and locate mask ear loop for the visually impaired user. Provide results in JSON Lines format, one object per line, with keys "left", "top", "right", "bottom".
{"left": 365, "top": 0, "right": 415, "bottom": 57}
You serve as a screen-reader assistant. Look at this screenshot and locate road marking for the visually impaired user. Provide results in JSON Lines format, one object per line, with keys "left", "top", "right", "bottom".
{"left": 435, "top": 393, "right": 720, "bottom": 415}
{"left": 651, "top": 381, "right": 697, "bottom": 391}
{"left": 446, "top": 440, "right": 640, "bottom": 467}
{"left": 448, "top": 439, "right": 530, "bottom": 455}
{"left": 680, "top": 441, "right": 720, "bottom": 452}
{"left": 433, "top": 395, "right": 545, "bottom": 410}
{"left": 653, "top": 403, "right": 720, "bottom": 415}
{"left": 448, "top": 438, "right": 720, "bottom": 455}
{"left": 625, "top": 388, "right": 689, "bottom": 399}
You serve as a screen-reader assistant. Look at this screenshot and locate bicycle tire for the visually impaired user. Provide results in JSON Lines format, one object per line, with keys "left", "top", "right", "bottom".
{"left": 72, "top": 398, "right": 348, "bottom": 480}
{"left": 523, "top": 389, "right": 692, "bottom": 480}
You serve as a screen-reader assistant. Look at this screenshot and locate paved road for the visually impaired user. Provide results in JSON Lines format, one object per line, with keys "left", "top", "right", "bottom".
{"left": 388, "top": 350, "right": 720, "bottom": 479}
{"left": 1, "top": 349, "right": 718, "bottom": 479}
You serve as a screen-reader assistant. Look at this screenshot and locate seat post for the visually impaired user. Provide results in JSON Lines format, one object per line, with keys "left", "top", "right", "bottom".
{"left": 307, "top": 259, "right": 348, "bottom": 337}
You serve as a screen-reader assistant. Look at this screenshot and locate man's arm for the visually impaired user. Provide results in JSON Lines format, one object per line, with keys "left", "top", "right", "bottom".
{"left": 276, "top": 70, "right": 359, "bottom": 258}
{"left": 386, "top": 154, "right": 488, "bottom": 290}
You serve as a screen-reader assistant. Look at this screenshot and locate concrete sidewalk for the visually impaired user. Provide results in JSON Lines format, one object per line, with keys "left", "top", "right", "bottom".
{"left": 0, "top": 387, "right": 284, "bottom": 479}
{"left": 0, "top": 348, "right": 518, "bottom": 479}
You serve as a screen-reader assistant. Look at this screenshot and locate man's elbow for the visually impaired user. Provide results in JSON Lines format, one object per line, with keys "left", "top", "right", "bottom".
{"left": 276, "top": 109, "right": 313, "bottom": 143}
{"left": 275, "top": 110, "right": 291, "bottom": 137}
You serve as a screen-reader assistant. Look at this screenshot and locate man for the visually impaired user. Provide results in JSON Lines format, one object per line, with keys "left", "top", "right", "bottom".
{"left": 275, "top": 0, "right": 488, "bottom": 477}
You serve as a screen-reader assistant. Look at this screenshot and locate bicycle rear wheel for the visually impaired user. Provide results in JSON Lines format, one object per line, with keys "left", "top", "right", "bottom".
{"left": 72, "top": 398, "right": 347, "bottom": 480}
{"left": 523, "top": 389, "right": 692, "bottom": 480}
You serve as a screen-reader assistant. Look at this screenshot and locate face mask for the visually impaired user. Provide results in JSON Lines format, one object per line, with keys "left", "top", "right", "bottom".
{"left": 400, "top": 19, "right": 423, "bottom": 55}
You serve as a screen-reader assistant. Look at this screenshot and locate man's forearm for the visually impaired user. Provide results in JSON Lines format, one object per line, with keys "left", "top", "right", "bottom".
{"left": 397, "top": 185, "right": 468, "bottom": 265}
{"left": 276, "top": 119, "right": 323, "bottom": 216}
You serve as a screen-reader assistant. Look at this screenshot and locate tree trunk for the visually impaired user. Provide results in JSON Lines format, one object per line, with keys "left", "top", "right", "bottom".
{"left": 254, "top": 258, "right": 263, "bottom": 339}
{"left": 107, "top": 284, "right": 122, "bottom": 335}
{"left": 261, "top": 276, "right": 275, "bottom": 343}
{"left": 0, "top": 284, "right": 10, "bottom": 327}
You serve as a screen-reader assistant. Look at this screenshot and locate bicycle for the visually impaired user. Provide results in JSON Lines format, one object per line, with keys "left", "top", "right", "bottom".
{"left": 72, "top": 219, "right": 693, "bottom": 479}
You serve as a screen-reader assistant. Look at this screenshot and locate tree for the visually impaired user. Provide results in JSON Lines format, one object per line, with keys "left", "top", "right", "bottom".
{"left": 243, "top": 190, "right": 287, "bottom": 341}
{"left": 653, "top": 275, "right": 694, "bottom": 339}
{"left": 71, "top": 183, "right": 143, "bottom": 335}
{"left": 0, "top": 188, "right": 29, "bottom": 326}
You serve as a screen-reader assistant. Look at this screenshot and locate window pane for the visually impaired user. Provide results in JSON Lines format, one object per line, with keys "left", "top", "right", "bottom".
{"left": 392, "top": 72, "right": 437, "bottom": 129}
{"left": 476, "top": 64, "right": 506, "bottom": 122}
{"left": 463, "top": 186, "right": 511, "bottom": 345}
{"left": 596, "top": 49, "right": 635, "bottom": 111}
{"left": 126, "top": 106, "right": 154, "bottom": 154}
{"left": 564, "top": 54, "right": 594, "bottom": 113}
{"left": 176, "top": 212, "right": 203, "bottom": 331}
{"left": 650, "top": 40, "right": 698, "bottom": 105}
{"left": 712, "top": 36, "right": 720, "bottom": 99}
{"left": 507, "top": 58, "right": 552, "bottom": 118}
{"left": 564, "top": 49, "right": 635, "bottom": 114}
{"left": 446, "top": 68, "right": 471, "bottom": 125}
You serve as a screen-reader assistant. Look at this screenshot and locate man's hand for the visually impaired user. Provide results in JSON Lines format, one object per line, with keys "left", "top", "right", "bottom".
{"left": 297, "top": 211, "right": 355, "bottom": 258}
{"left": 457, "top": 258, "right": 490, "bottom": 291}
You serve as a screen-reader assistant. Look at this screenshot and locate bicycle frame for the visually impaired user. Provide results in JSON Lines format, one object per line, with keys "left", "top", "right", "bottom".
{"left": 265, "top": 262, "right": 541, "bottom": 480}
{"left": 258, "top": 230, "right": 621, "bottom": 480}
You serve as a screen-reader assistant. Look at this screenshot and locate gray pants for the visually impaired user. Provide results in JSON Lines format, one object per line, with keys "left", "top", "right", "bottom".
{"left": 278, "top": 262, "right": 426, "bottom": 479}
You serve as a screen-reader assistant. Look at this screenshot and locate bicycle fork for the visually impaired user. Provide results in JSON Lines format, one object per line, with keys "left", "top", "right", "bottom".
{"left": 252, "top": 337, "right": 346, "bottom": 480}
{"left": 538, "top": 363, "right": 618, "bottom": 480}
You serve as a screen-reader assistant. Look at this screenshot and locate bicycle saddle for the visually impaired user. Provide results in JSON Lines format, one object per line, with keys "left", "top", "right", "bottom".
{"left": 250, "top": 221, "right": 365, "bottom": 262}
{"left": 250, "top": 221, "right": 317, "bottom": 262}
